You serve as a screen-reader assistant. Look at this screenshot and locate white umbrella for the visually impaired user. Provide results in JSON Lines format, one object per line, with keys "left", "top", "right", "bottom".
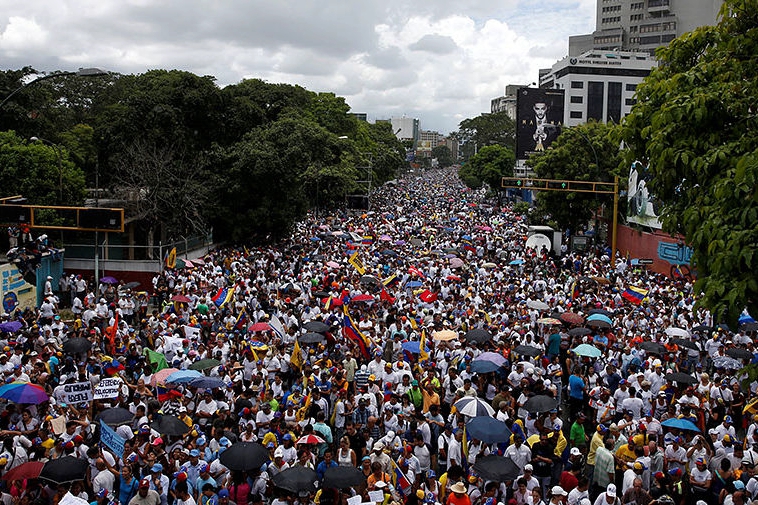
{"left": 527, "top": 300, "right": 550, "bottom": 311}
{"left": 454, "top": 397, "right": 495, "bottom": 417}
{"left": 664, "top": 327, "right": 690, "bottom": 338}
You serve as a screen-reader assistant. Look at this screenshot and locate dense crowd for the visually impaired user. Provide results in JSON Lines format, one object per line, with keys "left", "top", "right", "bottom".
{"left": 0, "top": 167, "right": 757, "bottom": 505}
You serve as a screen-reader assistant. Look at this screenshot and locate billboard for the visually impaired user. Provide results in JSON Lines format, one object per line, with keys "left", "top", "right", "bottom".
{"left": 516, "top": 88, "right": 565, "bottom": 159}
{"left": 627, "top": 160, "right": 662, "bottom": 229}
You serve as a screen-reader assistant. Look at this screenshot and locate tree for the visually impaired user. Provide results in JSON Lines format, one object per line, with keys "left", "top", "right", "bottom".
{"left": 621, "top": 0, "right": 758, "bottom": 325}
{"left": 458, "top": 145, "right": 515, "bottom": 201}
{"left": 432, "top": 145, "right": 454, "bottom": 167}
{"left": 528, "top": 122, "right": 623, "bottom": 233}
{"left": 455, "top": 111, "right": 516, "bottom": 161}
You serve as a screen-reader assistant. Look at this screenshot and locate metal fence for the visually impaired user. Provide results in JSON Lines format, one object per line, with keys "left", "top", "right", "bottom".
{"left": 63, "top": 232, "right": 214, "bottom": 262}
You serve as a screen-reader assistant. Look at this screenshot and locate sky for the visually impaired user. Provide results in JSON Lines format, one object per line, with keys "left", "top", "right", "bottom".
{"left": 0, "top": 0, "right": 596, "bottom": 135}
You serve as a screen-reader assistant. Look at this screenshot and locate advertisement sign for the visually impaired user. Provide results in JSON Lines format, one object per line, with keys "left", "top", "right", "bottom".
{"left": 627, "top": 161, "right": 662, "bottom": 229}
{"left": 516, "top": 88, "right": 565, "bottom": 159}
{"left": 94, "top": 378, "right": 122, "bottom": 400}
{"left": 63, "top": 382, "right": 93, "bottom": 404}
{"left": 0, "top": 263, "right": 36, "bottom": 313}
{"left": 100, "top": 420, "right": 125, "bottom": 458}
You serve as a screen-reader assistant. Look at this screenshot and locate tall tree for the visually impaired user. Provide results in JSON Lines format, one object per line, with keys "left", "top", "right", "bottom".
{"left": 455, "top": 111, "right": 516, "bottom": 161}
{"left": 622, "top": 0, "right": 758, "bottom": 325}
{"left": 528, "top": 122, "right": 623, "bottom": 233}
{"left": 458, "top": 145, "right": 515, "bottom": 202}
{"left": 432, "top": 145, "right": 454, "bottom": 167}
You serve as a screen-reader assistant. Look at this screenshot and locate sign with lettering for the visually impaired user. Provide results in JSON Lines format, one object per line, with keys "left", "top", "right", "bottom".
{"left": 94, "top": 378, "right": 122, "bottom": 400}
{"left": 63, "top": 381, "right": 93, "bottom": 404}
{"left": 100, "top": 420, "right": 125, "bottom": 458}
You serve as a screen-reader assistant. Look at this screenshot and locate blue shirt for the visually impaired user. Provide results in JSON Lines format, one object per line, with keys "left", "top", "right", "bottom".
{"left": 118, "top": 476, "right": 139, "bottom": 505}
{"left": 569, "top": 375, "right": 585, "bottom": 399}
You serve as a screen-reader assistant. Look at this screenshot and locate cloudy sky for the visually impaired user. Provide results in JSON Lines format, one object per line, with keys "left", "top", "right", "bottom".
{"left": 0, "top": 0, "right": 595, "bottom": 134}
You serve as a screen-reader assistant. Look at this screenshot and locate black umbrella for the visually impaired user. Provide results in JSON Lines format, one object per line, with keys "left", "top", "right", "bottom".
{"left": 466, "top": 417, "right": 512, "bottom": 444}
{"left": 189, "top": 358, "right": 221, "bottom": 371}
{"left": 513, "top": 345, "right": 541, "bottom": 358}
{"left": 150, "top": 415, "right": 190, "bottom": 436}
{"left": 273, "top": 466, "right": 318, "bottom": 493}
{"left": 124, "top": 281, "right": 141, "bottom": 289}
{"left": 665, "top": 372, "right": 697, "bottom": 385}
{"left": 299, "top": 332, "right": 326, "bottom": 344}
{"left": 322, "top": 466, "right": 366, "bottom": 488}
{"left": 465, "top": 328, "right": 493, "bottom": 344}
{"left": 63, "top": 337, "right": 93, "bottom": 355}
{"left": 96, "top": 407, "right": 134, "bottom": 426}
{"left": 359, "top": 275, "right": 382, "bottom": 287}
{"left": 726, "top": 348, "right": 754, "bottom": 360}
{"left": 568, "top": 327, "right": 592, "bottom": 337}
{"left": 472, "top": 455, "right": 520, "bottom": 481}
{"left": 312, "top": 291, "right": 330, "bottom": 299}
{"left": 691, "top": 325, "right": 712, "bottom": 333}
{"left": 524, "top": 395, "right": 558, "bottom": 414}
{"left": 303, "top": 321, "right": 330, "bottom": 334}
{"left": 39, "top": 456, "right": 89, "bottom": 484}
{"left": 640, "top": 342, "right": 666, "bottom": 355}
{"left": 671, "top": 338, "right": 698, "bottom": 351}
{"left": 741, "top": 322, "right": 758, "bottom": 332}
{"left": 588, "top": 309, "right": 615, "bottom": 318}
{"left": 586, "top": 319, "right": 611, "bottom": 329}
{"left": 219, "top": 442, "right": 269, "bottom": 471}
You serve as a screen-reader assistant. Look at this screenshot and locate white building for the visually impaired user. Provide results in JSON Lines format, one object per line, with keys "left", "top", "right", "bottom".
{"left": 389, "top": 117, "right": 419, "bottom": 145}
{"left": 539, "top": 50, "right": 657, "bottom": 127}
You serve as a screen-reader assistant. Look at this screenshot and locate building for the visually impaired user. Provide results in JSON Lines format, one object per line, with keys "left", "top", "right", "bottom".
{"left": 417, "top": 130, "right": 442, "bottom": 158}
{"left": 349, "top": 112, "right": 368, "bottom": 122}
{"left": 539, "top": 50, "right": 657, "bottom": 127}
{"left": 569, "top": 0, "right": 722, "bottom": 56}
{"left": 389, "top": 116, "right": 420, "bottom": 146}
{"left": 490, "top": 84, "right": 530, "bottom": 120}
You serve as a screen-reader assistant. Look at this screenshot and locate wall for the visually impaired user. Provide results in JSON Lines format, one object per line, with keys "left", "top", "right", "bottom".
{"left": 616, "top": 224, "right": 694, "bottom": 278}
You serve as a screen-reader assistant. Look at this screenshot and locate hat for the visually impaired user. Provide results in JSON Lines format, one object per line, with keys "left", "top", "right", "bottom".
{"left": 725, "top": 415, "right": 733, "bottom": 423}
{"left": 606, "top": 484, "right": 617, "bottom": 498}
{"left": 570, "top": 447, "right": 582, "bottom": 457}
{"left": 450, "top": 483, "right": 467, "bottom": 494}
{"left": 151, "top": 437, "right": 163, "bottom": 446}
{"left": 373, "top": 441, "right": 385, "bottom": 451}
{"left": 218, "top": 490, "right": 230, "bottom": 499}
{"left": 374, "top": 481, "right": 388, "bottom": 490}
{"left": 151, "top": 463, "right": 163, "bottom": 473}
{"left": 695, "top": 458, "right": 706, "bottom": 465}
{"left": 734, "top": 480, "right": 746, "bottom": 490}
{"left": 724, "top": 434, "right": 732, "bottom": 443}
{"left": 174, "top": 471, "right": 188, "bottom": 482}
{"left": 97, "top": 489, "right": 109, "bottom": 499}
{"left": 668, "top": 468, "right": 683, "bottom": 477}
{"left": 189, "top": 449, "right": 200, "bottom": 457}
{"left": 426, "top": 470, "right": 436, "bottom": 479}
{"left": 524, "top": 464, "right": 533, "bottom": 472}
{"left": 219, "top": 437, "right": 231, "bottom": 447}
{"left": 551, "top": 486, "right": 567, "bottom": 497}
{"left": 274, "top": 447, "right": 284, "bottom": 458}
{"left": 139, "top": 478, "right": 150, "bottom": 489}
{"left": 200, "top": 463, "right": 209, "bottom": 473}
{"left": 632, "top": 462, "right": 646, "bottom": 471}
{"left": 178, "top": 406, "right": 188, "bottom": 413}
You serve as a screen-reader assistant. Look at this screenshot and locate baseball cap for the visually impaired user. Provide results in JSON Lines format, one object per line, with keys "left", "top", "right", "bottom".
{"left": 606, "top": 484, "right": 617, "bottom": 498}
{"left": 734, "top": 481, "right": 746, "bottom": 490}
{"left": 151, "top": 463, "right": 163, "bottom": 473}
{"left": 570, "top": 447, "right": 582, "bottom": 457}
{"left": 139, "top": 478, "right": 150, "bottom": 489}
{"left": 725, "top": 415, "right": 733, "bottom": 423}
{"left": 668, "top": 468, "right": 683, "bottom": 477}
{"left": 551, "top": 486, "right": 567, "bottom": 496}
{"left": 374, "top": 481, "right": 387, "bottom": 489}
{"left": 218, "top": 490, "right": 230, "bottom": 499}
{"left": 524, "top": 464, "right": 534, "bottom": 472}
{"left": 695, "top": 458, "right": 706, "bottom": 465}
{"left": 189, "top": 449, "right": 200, "bottom": 457}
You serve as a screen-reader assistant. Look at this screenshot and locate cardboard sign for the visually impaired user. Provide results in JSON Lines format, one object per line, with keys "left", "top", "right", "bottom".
{"left": 94, "top": 378, "right": 122, "bottom": 400}
{"left": 63, "top": 382, "right": 93, "bottom": 404}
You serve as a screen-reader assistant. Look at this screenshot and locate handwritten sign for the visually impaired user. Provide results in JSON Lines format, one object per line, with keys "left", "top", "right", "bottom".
{"left": 63, "top": 382, "right": 93, "bottom": 404}
{"left": 94, "top": 378, "right": 122, "bottom": 400}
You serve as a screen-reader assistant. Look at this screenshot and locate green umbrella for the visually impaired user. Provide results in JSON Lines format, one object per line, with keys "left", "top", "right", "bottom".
{"left": 188, "top": 358, "right": 220, "bottom": 371}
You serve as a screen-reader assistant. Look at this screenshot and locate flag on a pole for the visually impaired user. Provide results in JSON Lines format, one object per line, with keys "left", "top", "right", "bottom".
{"left": 144, "top": 348, "right": 168, "bottom": 372}
{"left": 391, "top": 459, "right": 412, "bottom": 497}
{"left": 212, "top": 287, "right": 229, "bottom": 306}
{"left": 379, "top": 288, "right": 395, "bottom": 304}
{"left": 165, "top": 247, "right": 177, "bottom": 269}
{"left": 419, "top": 328, "right": 429, "bottom": 362}
{"left": 234, "top": 309, "right": 248, "bottom": 332}
{"left": 342, "top": 306, "right": 371, "bottom": 361}
{"left": 291, "top": 339, "right": 304, "bottom": 371}
{"left": 348, "top": 251, "right": 366, "bottom": 275}
{"left": 570, "top": 280, "right": 580, "bottom": 301}
{"left": 269, "top": 315, "right": 287, "bottom": 340}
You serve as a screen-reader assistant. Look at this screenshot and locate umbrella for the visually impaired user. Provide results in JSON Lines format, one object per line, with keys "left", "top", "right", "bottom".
{"left": 473, "top": 455, "right": 521, "bottom": 481}
{"left": 151, "top": 368, "right": 179, "bottom": 386}
{"left": 509, "top": 259, "right": 525, "bottom": 265}
{"left": 351, "top": 294, "right": 374, "bottom": 303}
{"left": 661, "top": 418, "right": 700, "bottom": 432}
{"left": 513, "top": 345, "right": 541, "bottom": 358}
{"left": 537, "top": 317, "right": 562, "bottom": 325}
{"left": 96, "top": 408, "right": 134, "bottom": 427}
{"left": 568, "top": 327, "right": 593, "bottom": 337}
{"left": 273, "top": 466, "right": 318, "bottom": 493}
{"left": 726, "top": 348, "right": 754, "bottom": 360}
{"left": 527, "top": 300, "right": 550, "bottom": 311}
{"left": 482, "top": 262, "right": 498, "bottom": 269}
{"left": 150, "top": 415, "right": 190, "bottom": 436}
{"left": 465, "top": 417, "right": 512, "bottom": 444}
{"left": 188, "top": 377, "right": 227, "bottom": 389}
{"left": 571, "top": 344, "right": 602, "bottom": 358}
{"left": 586, "top": 319, "right": 611, "bottom": 329}
{"left": 450, "top": 257, "right": 464, "bottom": 269}
{"left": 465, "top": 328, "right": 493, "bottom": 344}
{"left": 470, "top": 360, "right": 502, "bottom": 374}
{"left": 249, "top": 322, "right": 272, "bottom": 332}
{"left": 63, "top": 338, "right": 93, "bottom": 355}
{"left": 473, "top": 352, "right": 506, "bottom": 367}
{"left": 312, "top": 291, "right": 331, "bottom": 298}
{"left": 665, "top": 328, "right": 691, "bottom": 338}
{"left": 304, "top": 321, "right": 330, "bottom": 333}
{"left": 433, "top": 330, "right": 458, "bottom": 341}
{"left": 639, "top": 342, "right": 666, "bottom": 355}
{"left": 188, "top": 359, "right": 221, "bottom": 371}
{"left": 297, "top": 434, "right": 325, "bottom": 445}
{"left": 692, "top": 325, "right": 712, "bottom": 333}
{"left": 219, "top": 442, "right": 269, "bottom": 471}
{"left": 0, "top": 383, "right": 49, "bottom": 404}
{"left": 1, "top": 461, "right": 44, "bottom": 481}
{"left": 742, "top": 322, "right": 758, "bottom": 332}
{"left": 713, "top": 356, "right": 742, "bottom": 369}
{"left": 401, "top": 341, "right": 429, "bottom": 355}
{"left": 560, "top": 312, "right": 584, "bottom": 325}
{"left": 665, "top": 372, "right": 697, "bottom": 385}
{"left": 587, "top": 313, "right": 612, "bottom": 325}
{"left": 166, "top": 369, "right": 203, "bottom": 384}
{"left": 322, "top": 466, "right": 366, "bottom": 488}
{"left": 40, "top": 456, "right": 89, "bottom": 484}
{"left": 588, "top": 309, "right": 615, "bottom": 318}
{"left": 170, "top": 294, "right": 191, "bottom": 303}
{"left": 454, "top": 397, "right": 495, "bottom": 417}
{"left": 0, "top": 321, "right": 23, "bottom": 333}
{"left": 99, "top": 276, "right": 119, "bottom": 284}
{"left": 360, "top": 275, "right": 382, "bottom": 287}
{"left": 524, "top": 395, "right": 558, "bottom": 414}
{"left": 591, "top": 276, "right": 611, "bottom": 285}
{"left": 406, "top": 280, "right": 423, "bottom": 288}
{"left": 299, "top": 332, "right": 326, "bottom": 344}
{"left": 326, "top": 261, "right": 340, "bottom": 269}
{"left": 671, "top": 338, "right": 698, "bottom": 351}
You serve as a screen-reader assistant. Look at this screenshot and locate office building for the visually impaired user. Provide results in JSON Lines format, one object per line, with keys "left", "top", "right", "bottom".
{"left": 490, "top": 84, "right": 530, "bottom": 120}
{"left": 389, "top": 116, "right": 420, "bottom": 145}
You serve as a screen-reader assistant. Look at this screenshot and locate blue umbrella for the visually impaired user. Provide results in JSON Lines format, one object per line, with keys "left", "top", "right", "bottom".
{"left": 661, "top": 418, "right": 700, "bottom": 432}
{"left": 470, "top": 360, "right": 502, "bottom": 374}
{"left": 401, "top": 341, "right": 430, "bottom": 355}
{"left": 509, "top": 259, "right": 525, "bottom": 265}
{"left": 572, "top": 344, "right": 602, "bottom": 358}
{"left": 0, "top": 321, "right": 23, "bottom": 332}
{"left": 466, "top": 416, "right": 512, "bottom": 444}
{"left": 310, "top": 237, "right": 321, "bottom": 242}
{"left": 406, "top": 280, "right": 423, "bottom": 288}
{"left": 586, "top": 313, "right": 612, "bottom": 325}
{"left": 454, "top": 397, "right": 495, "bottom": 417}
{"left": 166, "top": 370, "right": 203, "bottom": 384}
{"left": 189, "top": 376, "right": 227, "bottom": 389}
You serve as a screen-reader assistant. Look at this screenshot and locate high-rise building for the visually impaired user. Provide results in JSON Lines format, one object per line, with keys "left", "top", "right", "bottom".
{"left": 490, "top": 84, "right": 530, "bottom": 120}
{"left": 569, "top": 0, "right": 722, "bottom": 56}
{"left": 389, "top": 117, "right": 420, "bottom": 146}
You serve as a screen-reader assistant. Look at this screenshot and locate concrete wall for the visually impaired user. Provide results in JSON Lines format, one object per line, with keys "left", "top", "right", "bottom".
{"left": 616, "top": 224, "right": 693, "bottom": 278}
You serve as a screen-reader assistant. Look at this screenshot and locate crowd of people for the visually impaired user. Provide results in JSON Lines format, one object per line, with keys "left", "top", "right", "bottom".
{"left": 0, "top": 167, "right": 757, "bottom": 505}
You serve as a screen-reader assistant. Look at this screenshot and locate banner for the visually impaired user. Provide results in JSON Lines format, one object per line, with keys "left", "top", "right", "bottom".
{"left": 516, "top": 87, "right": 565, "bottom": 159}
{"left": 100, "top": 420, "right": 125, "bottom": 458}
{"left": 348, "top": 251, "right": 366, "bottom": 275}
{"left": 63, "top": 382, "right": 93, "bottom": 404}
{"left": 94, "top": 378, "right": 122, "bottom": 400}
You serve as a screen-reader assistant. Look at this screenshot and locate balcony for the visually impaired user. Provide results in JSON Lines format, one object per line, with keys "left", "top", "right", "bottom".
{"left": 647, "top": 0, "right": 670, "bottom": 13}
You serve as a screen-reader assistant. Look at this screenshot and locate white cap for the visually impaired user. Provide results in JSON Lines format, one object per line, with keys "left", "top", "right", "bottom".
{"left": 551, "top": 486, "right": 567, "bottom": 496}
{"left": 570, "top": 447, "right": 582, "bottom": 456}
{"left": 606, "top": 484, "right": 617, "bottom": 498}
{"left": 274, "top": 446, "right": 284, "bottom": 459}
{"left": 524, "top": 464, "right": 533, "bottom": 472}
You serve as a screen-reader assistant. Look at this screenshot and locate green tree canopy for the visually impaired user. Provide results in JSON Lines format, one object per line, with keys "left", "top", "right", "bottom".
{"left": 458, "top": 145, "right": 515, "bottom": 201}
{"left": 432, "top": 144, "right": 454, "bottom": 167}
{"left": 621, "top": 0, "right": 758, "bottom": 325}
{"left": 454, "top": 111, "right": 516, "bottom": 161}
{"left": 528, "top": 122, "right": 623, "bottom": 233}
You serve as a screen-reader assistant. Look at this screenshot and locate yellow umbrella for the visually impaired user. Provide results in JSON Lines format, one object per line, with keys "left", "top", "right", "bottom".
{"left": 433, "top": 329, "right": 458, "bottom": 341}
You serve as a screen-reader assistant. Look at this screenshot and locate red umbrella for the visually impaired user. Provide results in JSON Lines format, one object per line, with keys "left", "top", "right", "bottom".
{"left": 248, "top": 322, "right": 272, "bottom": 332}
{"left": 560, "top": 312, "right": 585, "bottom": 325}
{"left": 296, "top": 434, "right": 324, "bottom": 445}
{"left": 351, "top": 294, "right": 374, "bottom": 303}
{"left": 171, "top": 294, "right": 191, "bottom": 303}
{"left": 1, "top": 461, "right": 44, "bottom": 481}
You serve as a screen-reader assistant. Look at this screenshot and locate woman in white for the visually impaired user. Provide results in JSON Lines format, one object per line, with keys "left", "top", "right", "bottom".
{"left": 337, "top": 436, "right": 356, "bottom": 467}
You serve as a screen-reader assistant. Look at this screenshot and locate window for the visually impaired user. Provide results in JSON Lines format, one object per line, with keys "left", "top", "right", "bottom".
{"left": 626, "top": 83, "right": 637, "bottom": 92}
{"left": 571, "top": 96, "right": 584, "bottom": 104}
{"left": 625, "top": 98, "right": 637, "bottom": 106}
{"left": 607, "top": 82, "right": 622, "bottom": 123}
{"left": 587, "top": 82, "right": 604, "bottom": 121}
{"left": 571, "top": 81, "right": 584, "bottom": 89}
{"left": 570, "top": 111, "right": 583, "bottom": 119}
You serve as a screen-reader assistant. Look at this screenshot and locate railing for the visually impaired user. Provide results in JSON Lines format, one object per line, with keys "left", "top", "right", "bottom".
{"left": 63, "top": 232, "right": 214, "bottom": 261}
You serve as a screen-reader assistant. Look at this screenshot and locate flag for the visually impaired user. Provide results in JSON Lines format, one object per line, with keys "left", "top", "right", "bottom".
{"left": 342, "top": 306, "right": 372, "bottom": 361}
{"left": 348, "top": 251, "right": 366, "bottom": 275}
{"left": 156, "top": 386, "right": 182, "bottom": 402}
{"left": 419, "top": 290, "right": 437, "bottom": 303}
{"left": 269, "top": 315, "right": 286, "bottom": 340}
{"left": 570, "top": 280, "right": 580, "bottom": 301}
{"left": 419, "top": 328, "right": 429, "bottom": 362}
{"left": 144, "top": 348, "right": 168, "bottom": 372}
{"left": 291, "top": 339, "right": 304, "bottom": 371}
{"left": 408, "top": 266, "right": 425, "bottom": 278}
{"left": 461, "top": 239, "right": 475, "bottom": 253}
{"left": 382, "top": 273, "right": 399, "bottom": 287}
{"left": 380, "top": 288, "right": 396, "bottom": 304}
{"left": 234, "top": 309, "right": 248, "bottom": 332}
{"left": 408, "top": 317, "right": 418, "bottom": 330}
{"left": 391, "top": 459, "right": 412, "bottom": 497}
{"left": 105, "top": 311, "right": 119, "bottom": 355}
{"left": 462, "top": 425, "right": 469, "bottom": 460}
{"left": 622, "top": 286, "right": 649, "bottom": 305}
{"left": 361, "top": 235, "right": 374, "bottom": 246}
{"left": 165, "top": 247, "right": 176, "bottom": 269}
{"left": 212, "top": 287, "right": 229, "bottom": 306}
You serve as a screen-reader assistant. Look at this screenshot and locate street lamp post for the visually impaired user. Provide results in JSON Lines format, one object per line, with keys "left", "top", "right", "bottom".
{"left": 30, "top": 136, "right": 63, "bottom": 203}
{"left": 0, "top": 68, "right": 108, "bottom": 111}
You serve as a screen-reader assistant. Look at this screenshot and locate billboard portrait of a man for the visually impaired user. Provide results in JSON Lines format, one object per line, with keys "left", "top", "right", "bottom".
{"left": 516, "top": 88, "right": 565, "bottom": 159}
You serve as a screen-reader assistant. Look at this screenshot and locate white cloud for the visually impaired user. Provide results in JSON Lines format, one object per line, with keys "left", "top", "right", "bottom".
{"left": 0, "top": 0, "right": 595, "bottom": 133}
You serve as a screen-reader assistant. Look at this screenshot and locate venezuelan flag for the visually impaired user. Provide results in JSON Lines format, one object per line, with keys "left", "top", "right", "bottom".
{"left": 622, "top": 286, "right": 649, "bottom": 305}
{"left": 342, "top": 306, "right": 371, "bottom": 360}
